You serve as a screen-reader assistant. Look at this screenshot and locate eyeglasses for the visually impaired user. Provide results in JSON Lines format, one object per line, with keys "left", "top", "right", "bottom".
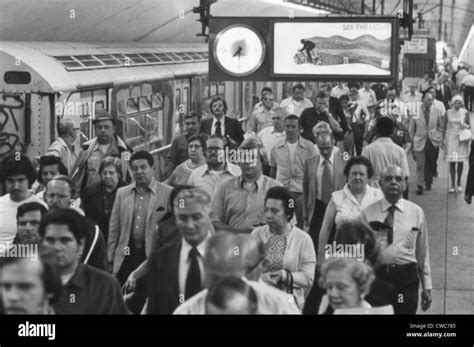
{"left": 188, "top": 144, "right": 202, "bottom": 149}
{"left": 207, "top": 147, "right": 223, "bottom": 152}
{"left": 45, "top": 193, "right": 70, "bottom": 200}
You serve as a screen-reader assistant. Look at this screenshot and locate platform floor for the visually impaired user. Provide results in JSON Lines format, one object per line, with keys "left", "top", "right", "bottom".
{"left": 410, "top": 112, "right": 474, "bottom": 314}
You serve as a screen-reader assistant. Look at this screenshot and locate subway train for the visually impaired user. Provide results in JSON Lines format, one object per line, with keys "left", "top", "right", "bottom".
{"left": 0, "top": 40, "right": 315, "bottom": 180}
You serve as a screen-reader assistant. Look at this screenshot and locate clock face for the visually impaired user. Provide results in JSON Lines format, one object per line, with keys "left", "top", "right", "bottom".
{"left": 214, "top": 25, "right": 265, "bottom": 76}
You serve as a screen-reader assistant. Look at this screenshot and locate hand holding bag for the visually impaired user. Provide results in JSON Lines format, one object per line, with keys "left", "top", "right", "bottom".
{"left": 285, "top": 270, "right": 300, "bottom": 309}
{"left": 459, "top": 112, "right": 472, "bottom": 142}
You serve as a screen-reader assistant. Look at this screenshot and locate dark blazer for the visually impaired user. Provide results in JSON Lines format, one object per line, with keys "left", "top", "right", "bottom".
{"left": 82, "top": 181, "right": 126, "bottom": 242}
{"left": 200, "top": 116, "right": 244, "bottom": 147}
{"left": 82, "top": 216, "right": 108, "bottom": 271}
{"left": 440, "top": 84, "right": 453, "bottom": 110}
{"left": 147, "top": 240, "right": 182, "bottom": 314}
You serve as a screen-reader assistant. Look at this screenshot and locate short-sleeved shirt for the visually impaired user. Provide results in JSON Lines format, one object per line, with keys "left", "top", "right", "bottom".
{"left": 187, "top": 163, "right": 241, "bottom": 199}
{"left": 212, "top": 174, "right": 282, "bottom": 229}
{"left": 280, "top": 97, "right": 313, "bottom": 117}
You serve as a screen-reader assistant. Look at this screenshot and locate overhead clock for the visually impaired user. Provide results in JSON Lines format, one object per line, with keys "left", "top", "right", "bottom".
{"left": 213, "top": 24, "right": 266, "bottom": 77}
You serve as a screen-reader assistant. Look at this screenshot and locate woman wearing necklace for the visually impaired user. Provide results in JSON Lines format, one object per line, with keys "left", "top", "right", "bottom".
{"left": 251, "top": 186, "right": 316, "bottom": 311}
{"left": 317, "top": 156, "right": 383, "bottom": 265}
{"left": 166, "top": 135, "right": 206, "bottom": 187}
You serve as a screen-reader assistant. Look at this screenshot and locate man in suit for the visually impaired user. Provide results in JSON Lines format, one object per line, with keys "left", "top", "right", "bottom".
{"left": 409, "top": 92, "right": 445, "bottom": 195}
{"left": 200, "top": 96, "right": 244, "bottom": 149}
{"left": 147, "top": 187, "right": 213, "bottom": 314}
{"left": 303, "top": 133, "right": 346, "bottom": 252}
{"left": 108, "top": 150, "right": 172, "bottom": 312}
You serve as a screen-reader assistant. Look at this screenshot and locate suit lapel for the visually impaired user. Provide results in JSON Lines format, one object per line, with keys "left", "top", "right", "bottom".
{"left": 123, "top": 186, "right": 135, "bottom": 233}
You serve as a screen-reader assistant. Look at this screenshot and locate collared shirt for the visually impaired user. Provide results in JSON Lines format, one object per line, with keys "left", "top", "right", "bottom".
{"left": 362, "top": 137, "right": 410, "bottom": 186}
{"left": 318, "top": 184, "right": 383, "bottom": 263}
{"left": 173, "top": 277, "right": 300, "bottom": 314}
{"left": 402, "top": 91, "right": 422, "bottom": 104}
{"left": 178, "top": 236, "right": 209, "bottom": 295}
{"left": 280, "top": 97, "right": 313, "bottom": 117}
{"left": 247, "top": 105, "right": 279, "bottom": 134}
{"left": 358, "top": 88, "right": 377, "bottom": 107}
{"left": 211, "top": 116, "right": 225, "bottom": 136}
{"left": 270, "top": 137, "right": 316, "bottom": 193}
{"left": 360, "top": 198, "right": 432, "bottom": 290}
{"left": 213, "top": 174, "right": 282, "bottom": 229}
{"left": 316, "top": 148, "right": 336, "bottom": 201}
{"left": 0, "top": 194, "right": 47, "bottom": 251}
{"left": 188, "top": 163, "right": 241, "bottom": 199}
{"left": 330, "top": 85, "right": 349, "bottom": 99}
{"left": 46, "top": 137, "right": 78, "bottom": 174}
{"left": 258, "top": 126, "right": 286, "bottom": 161}
{"left": 131, "top": 178, "right": 158, "bottom": 248}
{"left": 53, "top": 263, "right": 128, "bottom": 314}
{"left": 252, "top": 101, "right": 279, "bottom": 114}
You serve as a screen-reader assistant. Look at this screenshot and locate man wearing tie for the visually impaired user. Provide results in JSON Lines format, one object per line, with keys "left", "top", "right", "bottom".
{"left": 303, "top": 133, "right": 346, "bottom": 252}
{"left": 409, "top": 92, "right": 445, "bottom": 195}
{"left": 147, "top": 187, "right": 213, "bottom": 314}
{"left": 360, "top": 165, "right": 432, "bottom": 314}
{"left": 200, "top": 96, "right": 244, "bottom": 149}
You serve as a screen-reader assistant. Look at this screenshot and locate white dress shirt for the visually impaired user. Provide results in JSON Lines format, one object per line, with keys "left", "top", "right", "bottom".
{"left": 178, "top": 235, "right": 209, "bottom": 295}
{"left": 211, "top": 117, "right": 225, "bottom": 136}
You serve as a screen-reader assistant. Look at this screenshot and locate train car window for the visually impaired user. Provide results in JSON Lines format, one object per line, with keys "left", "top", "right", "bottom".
{"left": 139, "top": 96, "right": 151, "bottom": 111}
{"left": 210, "top": 84, "right": 217, "bottom": 96}
{"left": 126, "top": 97, "right": 139, "bottom": 114}
{"left": 146, "top": 111, "right": 163, "bottom": 152}
{"left": 183, "top": 87, "right": 189, "bottom": 113}
{"left": 151, "top": 94, "right": 162, "bottom": 109}
{"left": 217, "top": 83, "right": 225, "bottom": 96}
{"left": 4, "top": 71, "right": 31, "bottom": 84}
{"left": 124, "top": 114, "right": 147, "bottom": 150}
{"left": 94, "top": 101, "right": 105, "bottom": 114}
{"left": 203, "top": 84, "right": 210, "bottom": 98}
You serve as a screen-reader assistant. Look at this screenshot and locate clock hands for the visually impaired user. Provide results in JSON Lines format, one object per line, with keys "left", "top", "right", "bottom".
{"left": 232, "top": 46, "right": 243, "bottom": 58}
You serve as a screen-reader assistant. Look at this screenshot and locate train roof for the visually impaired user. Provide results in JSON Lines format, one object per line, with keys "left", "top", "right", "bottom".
{"left": 0, "top": 41, "right": 208, "bottom": 94}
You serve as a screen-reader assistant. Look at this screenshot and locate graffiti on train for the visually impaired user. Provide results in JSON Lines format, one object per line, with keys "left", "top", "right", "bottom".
{"left": 0, "top": 94, "right": 24, "bottom": 159}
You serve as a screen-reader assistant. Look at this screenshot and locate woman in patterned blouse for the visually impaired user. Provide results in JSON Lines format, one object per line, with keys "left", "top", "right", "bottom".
{"left": 251, "top": 186, "right": 316, "bottom": 310}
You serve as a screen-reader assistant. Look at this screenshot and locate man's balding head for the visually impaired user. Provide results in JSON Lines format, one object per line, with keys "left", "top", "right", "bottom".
{"left": 204, "top": 232, "right": 246, "bottom": 287}
{"left": 316, "top": 133, "right": 334, "bottom": 160}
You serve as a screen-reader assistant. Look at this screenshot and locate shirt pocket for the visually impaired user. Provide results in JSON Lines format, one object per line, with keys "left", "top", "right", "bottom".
{"left": 403, "top": 227, "right": 419, "bottom": 249}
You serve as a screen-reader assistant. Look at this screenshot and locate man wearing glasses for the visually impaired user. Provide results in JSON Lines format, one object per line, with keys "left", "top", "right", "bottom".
{"left": 187, "top": 135, "right": 241, "bottom": 200}
{"left": 44, "top": 175, "right": 107, "bottom": 271}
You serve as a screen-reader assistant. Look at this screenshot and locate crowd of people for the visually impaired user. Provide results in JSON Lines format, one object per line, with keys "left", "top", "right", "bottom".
{"left": 1, "top": 70, "right": 474, "bottom": 315}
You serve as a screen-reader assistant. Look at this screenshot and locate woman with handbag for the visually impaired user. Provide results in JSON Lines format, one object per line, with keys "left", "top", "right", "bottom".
{"left": 251, "top": 186, "right": 316, "bottom": 310}
{"left": 444, "top": 95, "right": 471, "bottom": 192}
